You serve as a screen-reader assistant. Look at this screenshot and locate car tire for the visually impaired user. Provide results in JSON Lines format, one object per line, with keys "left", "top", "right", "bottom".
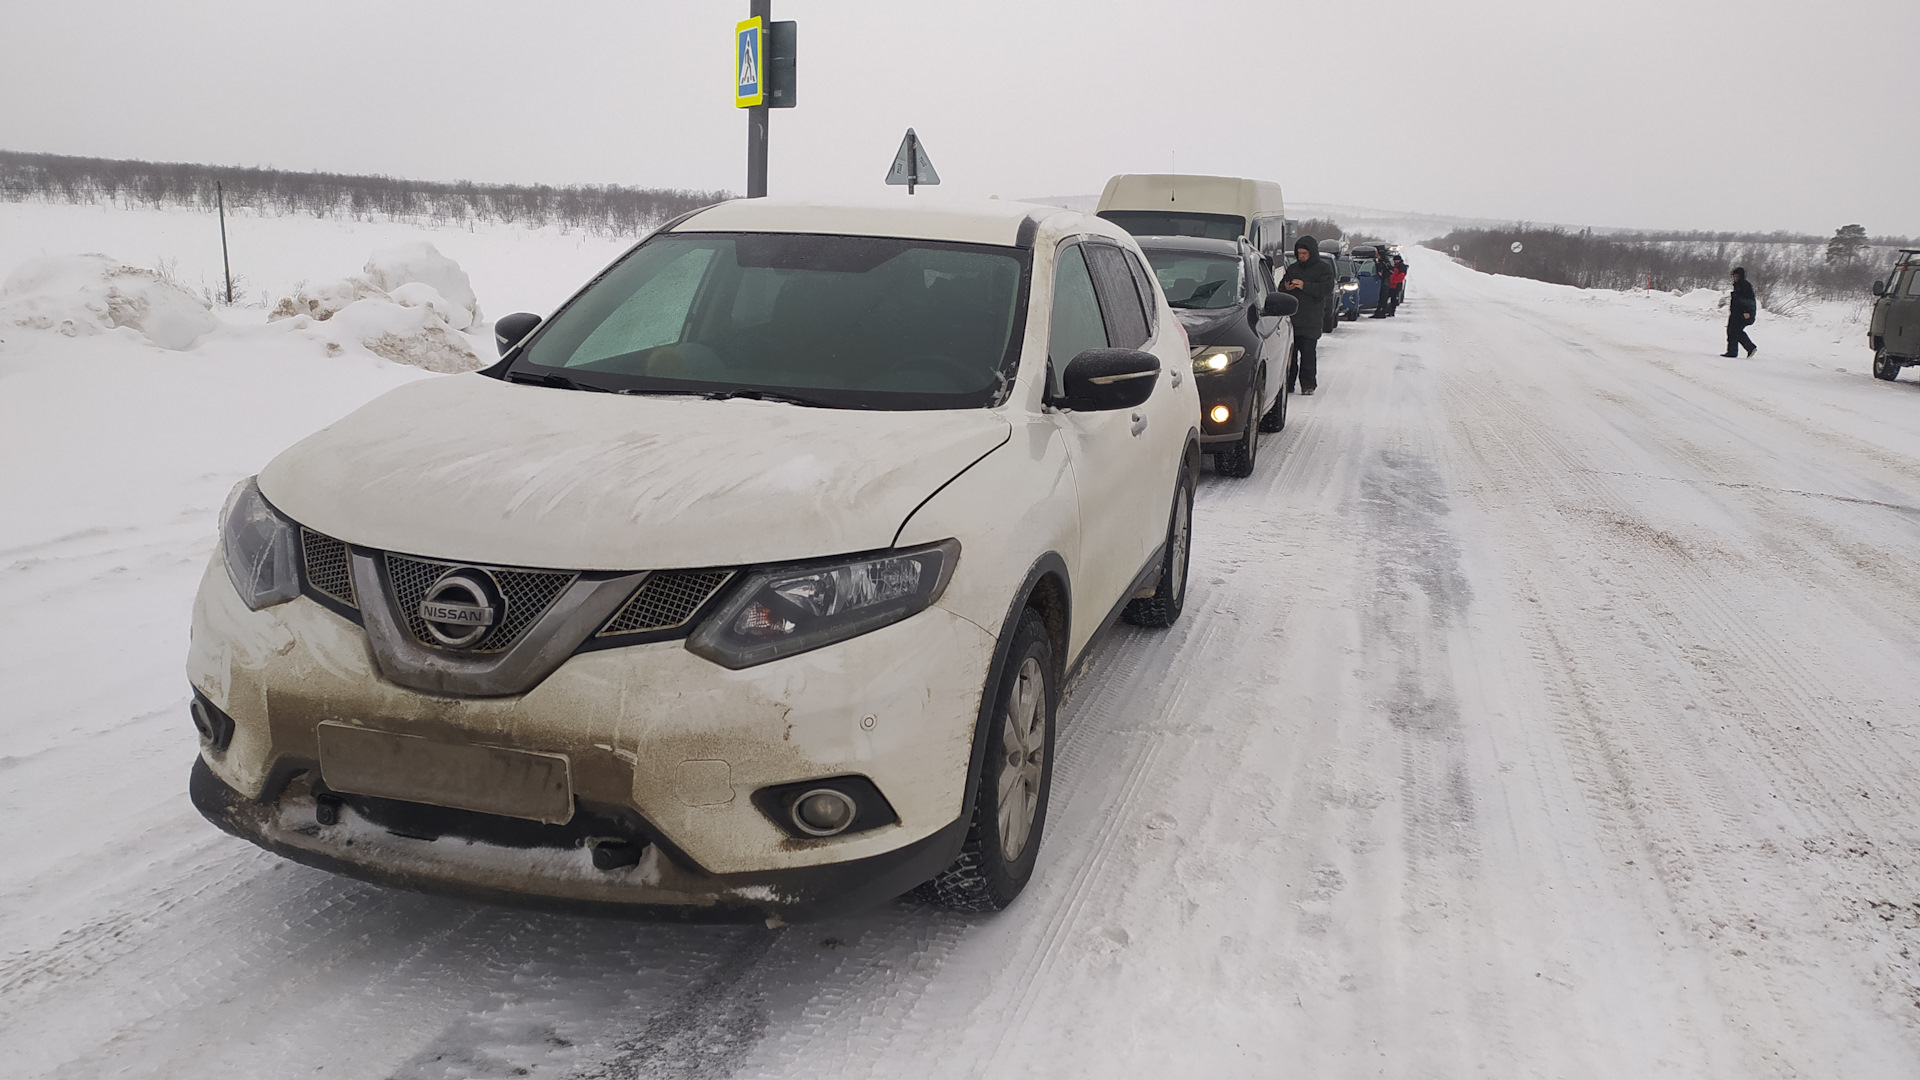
{"left": 914, "top": 607, "right": 1057, "bottom": 913}
{"left": 1214, "top": 380, "right": 1260, "bottom": 478}
{"left": 1874, "top": 352, "right": 1900, "bottom": 381}
{"left": 1122, "top": 464, "right": 1193, "bottom": 629}
{"left": 1258, "top": 370, "right": 1288, "bottom": 433}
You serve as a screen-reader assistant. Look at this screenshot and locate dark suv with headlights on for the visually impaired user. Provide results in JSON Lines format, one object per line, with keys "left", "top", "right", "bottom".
{"left": 1136, "top": 236, "right": 1298, "bottom": 477}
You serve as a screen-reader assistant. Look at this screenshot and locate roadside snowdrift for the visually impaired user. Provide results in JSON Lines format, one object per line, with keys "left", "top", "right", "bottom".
{"left": 269, "top": 242, "right": 486, "bottom": 373}
{"left": 0, "top": 254, "right": 218, "bottom": 351}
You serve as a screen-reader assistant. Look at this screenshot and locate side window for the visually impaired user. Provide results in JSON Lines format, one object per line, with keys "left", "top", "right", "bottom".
{"left": 1084, "top": 243, "right": 1149, "bottom": 350}
{"left": 1906, "top": 271, "right": 1920, "bottom": 298}
{"left": 1122, "top": 249, "right": 1160, "bottom": 340}
{"left": 1246, "top": 253, "right": 1268, "bottom": 305}
{"left": 1049, "top": 244, "right": 1110, "bottom": 368}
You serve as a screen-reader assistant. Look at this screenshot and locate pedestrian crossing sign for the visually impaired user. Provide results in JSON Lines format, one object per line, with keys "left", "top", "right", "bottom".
{"left": 735, "top": 17, "right": 764, "bottom": 108}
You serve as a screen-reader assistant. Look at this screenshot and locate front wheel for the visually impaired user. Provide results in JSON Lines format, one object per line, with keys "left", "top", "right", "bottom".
{"left": 1258, "top": 371, "right": 1289, "bottom": 432}
{"left": 1123, "top": 463, "right": 1193, "bottom": 628}
{"left": 915, "top": 608, "right": 1057, "bottom": 912}
{"left": 1213, "top": 379, "right": 1261, "bottom": 478}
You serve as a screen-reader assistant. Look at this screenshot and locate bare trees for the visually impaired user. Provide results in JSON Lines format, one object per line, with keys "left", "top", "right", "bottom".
{"left": 1427, "top": 223, "right": 1902, "bottom": 309}
{"left": 0, "top": 151, "right": 731, "bottom": 237}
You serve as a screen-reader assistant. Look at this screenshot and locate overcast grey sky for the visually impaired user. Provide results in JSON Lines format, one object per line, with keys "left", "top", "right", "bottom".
{"left": 3, "top": 0, "right": 1914, "bottom": 236}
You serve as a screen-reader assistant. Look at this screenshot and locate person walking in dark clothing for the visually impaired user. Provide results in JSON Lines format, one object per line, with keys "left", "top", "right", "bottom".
{"left": 1281, "top": 235, "right": 1335, "bottom": 394}
{"left": 1724, "top": 267, "right": 1758, "bottom": 357}
{"left": 1367, "top": 248, "right": 1393, "bottom": 317}
{"left": 1388, "top": 255, "right": 1408, "bottom": 315}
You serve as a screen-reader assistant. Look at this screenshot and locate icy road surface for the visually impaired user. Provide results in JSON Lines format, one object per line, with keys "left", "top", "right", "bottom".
{"left": 4, "top": 250, "right": 1920, "bottom": 1079}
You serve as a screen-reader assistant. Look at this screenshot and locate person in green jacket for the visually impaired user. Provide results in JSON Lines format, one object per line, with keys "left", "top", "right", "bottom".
{"left": 1281, "top": 235, "right": 1335, "bottom": 395}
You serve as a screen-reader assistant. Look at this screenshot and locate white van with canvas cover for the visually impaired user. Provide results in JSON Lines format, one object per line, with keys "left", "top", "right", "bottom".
{"left": 1096, "top": 174, "right": 1290, "bottom": 264}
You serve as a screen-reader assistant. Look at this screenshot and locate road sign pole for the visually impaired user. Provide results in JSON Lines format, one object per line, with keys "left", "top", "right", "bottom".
{"left": 747, "top": 0, "right": 770, "bottom": 198}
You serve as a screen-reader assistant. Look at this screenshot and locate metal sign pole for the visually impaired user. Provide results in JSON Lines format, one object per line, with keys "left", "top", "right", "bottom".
{"left": 216, "top": 180, "right": 232, "bottom": 304}
{"left": 747, "top": 0, "right": 770, "bottom": 198}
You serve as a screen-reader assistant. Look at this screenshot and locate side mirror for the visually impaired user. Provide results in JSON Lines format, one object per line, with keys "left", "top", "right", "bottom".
{"left": 1872, "top": 280, "right": 1886, "bottom": 297}
{"left": 1263, "top": 293, "right": 1299, "bottom": 318}
{"left": 494, "top": 312, "right": 543, "bottom": 356}
{"left": 1050, "top": 348, "right": 1160, "bottom": 411}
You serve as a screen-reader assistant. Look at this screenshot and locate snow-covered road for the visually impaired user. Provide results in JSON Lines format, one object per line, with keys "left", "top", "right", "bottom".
{"left": 4, "top": 248, "right": 1919, "bottom": 1078}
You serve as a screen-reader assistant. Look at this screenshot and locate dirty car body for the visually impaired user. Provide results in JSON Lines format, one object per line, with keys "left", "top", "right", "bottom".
{"left": 187, "top": 198, "right": 1201, "bottom": 921}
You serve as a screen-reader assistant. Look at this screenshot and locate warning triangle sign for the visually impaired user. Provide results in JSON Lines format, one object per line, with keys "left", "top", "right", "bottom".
{"left": 884, "top": 128, "right": 940, "bottom": 191}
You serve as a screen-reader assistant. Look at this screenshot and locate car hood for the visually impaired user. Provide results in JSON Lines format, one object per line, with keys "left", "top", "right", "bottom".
{"left": 1174, "top": 306, "right": 1247, "bottom": 341}
{"left": 258, "top": 374, "right": 1011, "bottom": 570}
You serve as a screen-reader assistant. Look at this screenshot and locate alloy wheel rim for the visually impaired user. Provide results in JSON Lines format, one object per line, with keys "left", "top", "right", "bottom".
{"left": 996, "top": 655, "right": 1046, "bottom": 861}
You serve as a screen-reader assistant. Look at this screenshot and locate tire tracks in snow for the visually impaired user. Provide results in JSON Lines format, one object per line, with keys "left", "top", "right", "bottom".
{"left": 1432, "top": 280, "right": 1920, "bottom": 1073}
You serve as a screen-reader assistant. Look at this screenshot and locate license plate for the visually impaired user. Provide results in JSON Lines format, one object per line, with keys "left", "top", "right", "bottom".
{"left": 316, "top": 722, "right": 573, "bottom": 825}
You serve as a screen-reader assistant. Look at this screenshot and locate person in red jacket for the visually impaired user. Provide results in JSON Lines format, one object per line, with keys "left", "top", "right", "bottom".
{"left": 1386, "top": 256, "right": 1408, "bottom": 316}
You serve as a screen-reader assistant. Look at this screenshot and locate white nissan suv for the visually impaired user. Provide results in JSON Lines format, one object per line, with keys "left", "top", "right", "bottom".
{"left": 187, "top": 198, "right": 1200, "bottom": 920}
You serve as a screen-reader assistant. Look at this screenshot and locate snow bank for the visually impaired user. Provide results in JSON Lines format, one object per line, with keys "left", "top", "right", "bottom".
{"left": 269, "top": 242, "right": 487, "bottom": 373}
{"left": 363, "top": 242, "right": 482, "bottom": 330}
{"left": 0, "top": 254, "right": 218, "bottom": 351}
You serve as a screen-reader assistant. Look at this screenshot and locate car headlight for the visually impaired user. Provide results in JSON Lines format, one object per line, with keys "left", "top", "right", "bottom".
{"left": 220, "top": 476, "right": 301, "bottom": 610}
{"left": 1189, "top": 345, "right": 1245, "bottom": 372}
{"left": 687, "top": 540, "right": 959, "bottom": 669}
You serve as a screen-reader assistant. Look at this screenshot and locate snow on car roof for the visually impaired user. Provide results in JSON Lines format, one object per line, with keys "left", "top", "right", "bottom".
{"left": 672, "top": 197, "right": 1071, "bottom": 248}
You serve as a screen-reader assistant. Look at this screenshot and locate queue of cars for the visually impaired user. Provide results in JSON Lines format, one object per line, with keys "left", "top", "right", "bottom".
{"left": 183, "top": 176, "right": 1394, "bottom": 921}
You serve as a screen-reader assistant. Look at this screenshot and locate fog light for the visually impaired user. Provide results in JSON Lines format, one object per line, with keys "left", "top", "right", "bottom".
{"left": 189, "top": 690, "right": 235, "bottom": 752}
{"left": 1209, "top": 404, "right": 1231, "bottom": 424}
{"left": 791, "top": 788, "right": 857, "bottom": 836}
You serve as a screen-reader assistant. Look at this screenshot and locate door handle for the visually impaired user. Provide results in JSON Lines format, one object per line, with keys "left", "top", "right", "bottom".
{"left": 1130, "top": 412, "right": 1148, "bottom": 437}
{"left": 1169, "top": 368, "right": 1182, "bottom": 387}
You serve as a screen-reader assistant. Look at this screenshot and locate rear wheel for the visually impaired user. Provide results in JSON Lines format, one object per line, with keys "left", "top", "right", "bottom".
{"left": 1123, "top": 463, "right": 1193, "bottom": 628}
{"left": 915, "top": 608, "right": 1056, "bottom": 912}
{"left": 1874, "top": 352, "right": 1901, "bottom": 381}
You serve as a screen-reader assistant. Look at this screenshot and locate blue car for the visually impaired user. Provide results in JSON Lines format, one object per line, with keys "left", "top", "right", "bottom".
{"left": 1333, "top": 254, "right": 1361, "bottom": 322}
{"left": 1349, "top": 245, "right": 1386, "bottom": 315}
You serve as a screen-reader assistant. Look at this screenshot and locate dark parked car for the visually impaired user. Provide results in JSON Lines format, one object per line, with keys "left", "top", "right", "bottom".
{"left": 1136, "top": 235, "right": 1297, "bottom": 477}
{"left": 1317, "top": 241, "right": 1357, "bottom": 330}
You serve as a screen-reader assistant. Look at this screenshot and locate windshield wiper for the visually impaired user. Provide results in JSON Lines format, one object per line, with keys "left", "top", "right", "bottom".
{"left": 505, "top": 370, "right": 612, "bottom": 393}
{"left": 701, "top": 388, "right": 843, "bottom": 409}
{"left": 1167, "top": 280, "right": 1230, "bottom": 309}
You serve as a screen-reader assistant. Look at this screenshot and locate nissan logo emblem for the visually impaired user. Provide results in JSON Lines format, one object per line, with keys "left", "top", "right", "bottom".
{"left": 417, "top": 570, "right": 500, "bottom": 648}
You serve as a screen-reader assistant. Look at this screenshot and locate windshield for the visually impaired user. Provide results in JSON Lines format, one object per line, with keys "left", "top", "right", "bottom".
{"left": 1098, "top": 210, "right": 1246, "bottom": 243}
{"left": 510, "top": 232, "right": 1030, "bottom": 410}
{"left": 1140, "top": 248, "right": 1244, "bottom": 310}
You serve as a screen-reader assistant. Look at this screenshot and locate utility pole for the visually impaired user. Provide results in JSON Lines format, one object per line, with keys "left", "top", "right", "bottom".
{"left": 216, "top": 180, "right": 232, "bottom": 304}
{"left": 736, "top": 3, "right": 794, "bottom": 198}
{"left": 746, "top": 0, "right": 769, "bottom": 198}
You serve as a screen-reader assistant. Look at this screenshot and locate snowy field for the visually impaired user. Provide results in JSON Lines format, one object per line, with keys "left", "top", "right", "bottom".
{"left": 3, "top": 202, "right": 1920, "bottom": 1078}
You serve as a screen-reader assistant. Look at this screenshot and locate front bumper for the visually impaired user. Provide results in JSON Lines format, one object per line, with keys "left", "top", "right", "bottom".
{"left": 1192, "top": 369, "right": 1256, "bottom": 445}
{"left": 190, "top": 757, "right": 966, "bottom": 922}
{"left": 185, "top": 549, "right": 996, "bottom": 919}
